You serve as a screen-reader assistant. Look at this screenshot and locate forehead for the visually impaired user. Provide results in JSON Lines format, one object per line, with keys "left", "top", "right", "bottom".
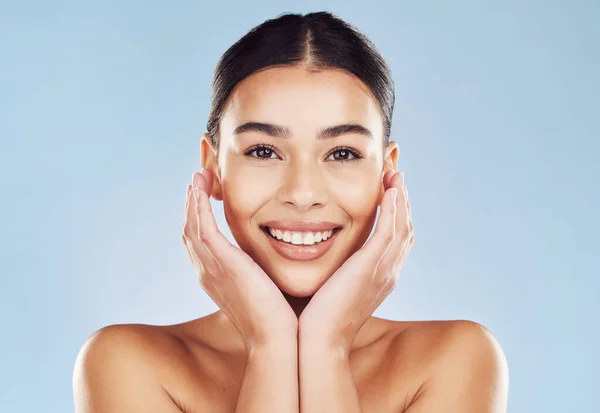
{"left": 220, "top": 66, "right": 383, "bottom": 138}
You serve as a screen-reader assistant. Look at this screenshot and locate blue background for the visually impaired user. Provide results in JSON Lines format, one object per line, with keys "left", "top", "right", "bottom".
{"left": 1, "top": 1, "right": 598, "bottom": 412}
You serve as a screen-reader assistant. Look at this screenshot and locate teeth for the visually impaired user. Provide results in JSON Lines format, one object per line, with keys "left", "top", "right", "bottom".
{"left": 265, "top": 227, "right": 336, "bottom": 246}
{"left": 302, "top": 232, "right": 314, "bottom": 245}
{"left": 291, "top": 233, "right": 303, "bottom": 245}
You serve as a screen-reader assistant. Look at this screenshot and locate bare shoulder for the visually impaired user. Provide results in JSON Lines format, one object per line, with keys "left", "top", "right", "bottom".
{"left": 387, "top": 319, "right": 506, "bottom": 356}
{"left": 73, "top": 322, "right": 224, "bottom": 413}
{"left": 385, "top": 319, "right": 509, "bottom": 413}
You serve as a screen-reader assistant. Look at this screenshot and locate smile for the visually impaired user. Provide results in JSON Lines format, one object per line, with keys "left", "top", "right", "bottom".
{"left": 263, "top": 226, "right": 339, "bottom": 245}
{"left": 260, "top": 225, "right": 342, "bottom": 261}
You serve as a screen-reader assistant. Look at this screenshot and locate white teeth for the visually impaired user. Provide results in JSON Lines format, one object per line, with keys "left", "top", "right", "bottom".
{"left": 291, "top": 233, "right": 303, "bottom": 245}
{"left": 302, "top": 232, "right": 314, "bottom": 245}
{"left": 265, "top": 227, "right": 337, "bottom": 246}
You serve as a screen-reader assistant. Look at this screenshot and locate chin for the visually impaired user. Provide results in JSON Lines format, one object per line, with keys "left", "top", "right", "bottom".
{"left": 266, "top": 263, "right": 334, "bottom": 298}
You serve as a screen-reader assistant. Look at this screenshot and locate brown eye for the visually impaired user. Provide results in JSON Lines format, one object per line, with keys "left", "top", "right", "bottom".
{"left": 326, "top": 147, "right": 361, "bottom": 162}
{"left": 244, "top": 145, "right": 278, "bottom": 159}
{"left": 335, "top": 149, "right": 351, "bottom": 160}
{"left": 256, "top": 147, "right": 273, "bottom": 158}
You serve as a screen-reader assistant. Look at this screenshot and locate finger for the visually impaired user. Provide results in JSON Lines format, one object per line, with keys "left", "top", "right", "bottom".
{"left": 183, "top": 184, "right": 195, "bottom": 241}
{"left": 391, "top": 173, "right": 410, "bottom": 238}
{"left": 405, "top": 185, "right": 413, "bottom": 233}
{"left": 361, "top": 186, "right": 397, "bottom": 265}
{"left": 183, "top": 184, "right": 212, "bottom": 263}
{"left": 182, "top": 184, "right": 213, "bottom": 273}
{"left": 182, "top": 232, "right": 204, "bottom": 272}
{"left": 192, "top": 172, "right": 209, "bottom": 201}
{"left": 379, "top": 177, "right": 413, "bottom": 276}
{"left": 379, "top": 170, "right": 396, "bottom": 207}
{"left": 182, "top": 185, "right": 193, "bottom": 249}
{"left": 185, "top": 180, "right": 229, "bottom": 272}
{"left": 382, "top": 169, "right": 395, "bottom": 189}
{"left": 385, "top": 172, "right": 408, "bottom": 241}
{"left": 201, "top": 168, "right": 215, "bottom": 199}
{"left": 182, "top": 185, "right": 232, "bottom": 306}
{"left": 194, "top": 182, "right": 237, "bottom": 263}
{"left": 183, "top": 185, "right": 192, "bottom": 232}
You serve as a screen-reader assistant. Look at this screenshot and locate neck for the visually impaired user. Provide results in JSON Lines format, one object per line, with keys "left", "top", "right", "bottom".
{"left": 281, "top": 290, "right": 313, "bottom": 319}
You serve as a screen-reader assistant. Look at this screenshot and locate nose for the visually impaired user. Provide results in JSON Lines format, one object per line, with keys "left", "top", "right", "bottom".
{"left": 276, "top": 160, "right": 328, "bottom": 212}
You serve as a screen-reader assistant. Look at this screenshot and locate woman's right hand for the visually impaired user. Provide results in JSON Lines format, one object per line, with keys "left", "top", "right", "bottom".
{"left": 182, "top": 169, "right": 298, "bottom": 351}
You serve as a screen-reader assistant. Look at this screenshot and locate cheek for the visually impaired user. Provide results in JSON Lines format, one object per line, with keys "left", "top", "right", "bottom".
{"left": 221, "top": 168, "right": 277, "bottom": 222}
{"left": 329, "top": 175, "right": 380, "bottom": 256}
{"left": 330, "top": 171, "right": 381, "bottom": 221}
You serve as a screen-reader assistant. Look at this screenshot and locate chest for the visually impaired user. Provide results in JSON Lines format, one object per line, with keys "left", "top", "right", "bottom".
{"left": 169, "top": 344, "right": 413, "bottom": 413}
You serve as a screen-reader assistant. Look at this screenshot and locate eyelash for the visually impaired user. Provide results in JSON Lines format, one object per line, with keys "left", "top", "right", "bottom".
{"left": 243, "top": 144, "right": 363, "bottom": 163}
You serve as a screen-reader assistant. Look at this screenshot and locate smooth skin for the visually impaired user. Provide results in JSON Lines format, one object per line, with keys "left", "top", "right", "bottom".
{"left": 73, "top": 66, "right": 509, "bottom": 412}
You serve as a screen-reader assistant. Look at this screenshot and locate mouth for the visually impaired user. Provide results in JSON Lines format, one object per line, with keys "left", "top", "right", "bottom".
{"left": 259, "top": 225, "right": 343, "bottom": 261}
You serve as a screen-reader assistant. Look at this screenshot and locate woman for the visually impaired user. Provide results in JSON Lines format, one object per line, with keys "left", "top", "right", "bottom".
{"left": 73, "top": 11, "right": 509, "bottom": 413}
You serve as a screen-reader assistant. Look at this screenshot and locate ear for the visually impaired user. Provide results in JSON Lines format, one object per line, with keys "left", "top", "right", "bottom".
{"left": 383, "top": 140, "right": 399, "bottom": 173}
{"left": 378, "top": 140, "right": 400, "bottom": 204}
{"left": 200, "top": 133, "right": 223, "bottom": 201}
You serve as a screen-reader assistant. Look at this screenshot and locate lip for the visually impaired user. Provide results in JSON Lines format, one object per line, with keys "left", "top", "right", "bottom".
{"left": 261, "top": 226, "right": 342, "bottom": 261}
{"left": 261, "top": 220, "right": 341, "bottom": 232}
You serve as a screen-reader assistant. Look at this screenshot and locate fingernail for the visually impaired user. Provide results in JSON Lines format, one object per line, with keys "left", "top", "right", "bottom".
{"left": 400, "top": 172, "right": 405, "bottom": 187}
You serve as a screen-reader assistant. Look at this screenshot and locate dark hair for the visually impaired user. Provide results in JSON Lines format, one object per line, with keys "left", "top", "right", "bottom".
{"left": 206, "top": 11, "right": 395, "bottom": 151}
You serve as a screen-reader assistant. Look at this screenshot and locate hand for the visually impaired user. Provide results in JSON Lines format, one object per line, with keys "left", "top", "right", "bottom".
{"left": 182, "top": 169, "right": 298, "bottom": 351}
{"left": 298, "top": 170, "right": 414, "bottom": 353}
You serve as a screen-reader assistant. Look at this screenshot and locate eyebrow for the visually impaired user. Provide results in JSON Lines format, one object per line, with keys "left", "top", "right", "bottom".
{"left": 232, "top": 121, "right": 374, "bottom": 140}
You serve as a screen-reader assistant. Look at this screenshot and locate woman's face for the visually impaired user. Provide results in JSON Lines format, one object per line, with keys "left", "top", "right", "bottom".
{"left": 202, "top": 66, "right": 398, "bottom": 298}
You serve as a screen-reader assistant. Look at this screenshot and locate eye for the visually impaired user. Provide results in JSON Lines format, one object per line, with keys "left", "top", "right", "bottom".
{"left": 326, "top": 147, "right": 362, "bottom": 162}
{"left": 244, "top": 144, "right": 279, "bottom": 160}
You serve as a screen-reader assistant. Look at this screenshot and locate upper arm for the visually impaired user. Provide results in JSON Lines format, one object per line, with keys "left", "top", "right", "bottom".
{"left": 72, "top": 325, "right": 182, "bottom": 413}
{"left": 404, "top": 321, "right": 509, "bottom": 413}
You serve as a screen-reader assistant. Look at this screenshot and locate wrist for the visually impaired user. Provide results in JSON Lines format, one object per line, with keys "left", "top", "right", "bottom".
{"left": 298, "top": 326, "right": 351, "bottom": 358}
{"left": 247, "top": 329, "right": 298, "bottom": 355}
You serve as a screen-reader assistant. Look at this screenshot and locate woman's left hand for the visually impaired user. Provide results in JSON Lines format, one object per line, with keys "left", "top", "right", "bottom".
{"left": 298, "top": 170, "right": 414, "bottom": 354}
